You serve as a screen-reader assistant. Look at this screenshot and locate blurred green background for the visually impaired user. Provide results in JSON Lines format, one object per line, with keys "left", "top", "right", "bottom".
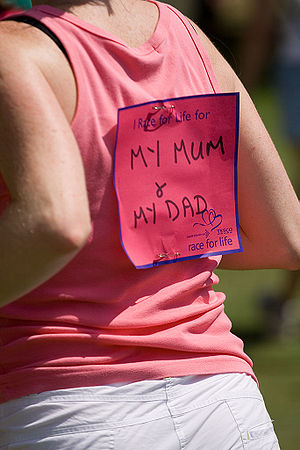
{"left": 165, "top": 1, "right": 300, "bottom": 448}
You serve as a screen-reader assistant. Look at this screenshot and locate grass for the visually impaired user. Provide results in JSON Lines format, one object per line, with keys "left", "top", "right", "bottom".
{"left": 215, "top": 85, "right": 300, "bottom": 449}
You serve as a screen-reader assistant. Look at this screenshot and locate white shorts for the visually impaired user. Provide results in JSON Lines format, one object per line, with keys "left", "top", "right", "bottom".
{"left": 0, "top": 373, "right": 280, "bottom": 449}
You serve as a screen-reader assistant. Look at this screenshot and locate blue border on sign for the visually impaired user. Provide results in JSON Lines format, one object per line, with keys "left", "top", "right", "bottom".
{"left": 234, "top": 92, "right": 243, "bottom": 254}
{"left": 113, "top": 92, "right": 243, "bottom": 269}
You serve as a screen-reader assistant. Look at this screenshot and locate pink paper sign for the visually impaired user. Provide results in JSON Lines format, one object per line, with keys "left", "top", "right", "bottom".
{"left": 113, "top": 93, "right": 242, "bottom": 269}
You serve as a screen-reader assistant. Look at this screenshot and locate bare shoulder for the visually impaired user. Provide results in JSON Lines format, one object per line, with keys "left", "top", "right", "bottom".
{"left": 0, "top": 19, "right": 76, "bottom": 121}
{"left": 0, "top": 20, "right": 50, "bottom": 86}
{"left": 186, "top": 18, "right": 239, "bottom": 93}
{"left": 0, "top": 22, "right": 41, "bottom": 119}
{"left": 0, "top": 19, "right": 45, "bottom": 58}
{"left": 0, "top": 18, "right": 67, "bottom": 65}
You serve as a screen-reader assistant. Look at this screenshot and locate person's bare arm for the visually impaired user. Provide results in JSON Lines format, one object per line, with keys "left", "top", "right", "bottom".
{"left": 190, "top": 20, "right": 300, "bottom": 270}
{"left": 0, "top": 27, "right": 91, "bottom": 307}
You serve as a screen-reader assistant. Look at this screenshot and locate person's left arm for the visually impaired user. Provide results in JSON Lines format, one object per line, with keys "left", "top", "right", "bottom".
{"left": 189, "top": 20, "right": 300, "bottom": 270}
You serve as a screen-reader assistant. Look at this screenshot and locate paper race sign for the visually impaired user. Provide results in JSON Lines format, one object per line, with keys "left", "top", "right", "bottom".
{"left": 113, "top": 93, "right": 242, "bottom": 269}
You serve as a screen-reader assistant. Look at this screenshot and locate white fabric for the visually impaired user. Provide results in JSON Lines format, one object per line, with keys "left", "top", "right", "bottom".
{"left": 0, "top": 373, "right": 280, "bottom": 449}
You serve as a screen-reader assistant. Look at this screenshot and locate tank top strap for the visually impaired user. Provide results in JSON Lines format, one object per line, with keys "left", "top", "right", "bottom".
{"left": 163, "top": 2, "right": 220, "bottom": 93}
{"left": 4, "top": 14, "right": 69, "bottom": 60}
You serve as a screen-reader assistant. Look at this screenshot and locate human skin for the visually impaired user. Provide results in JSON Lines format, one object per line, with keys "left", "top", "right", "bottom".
{"left": 0, "top": 0, "right": 299, "bottom": 308}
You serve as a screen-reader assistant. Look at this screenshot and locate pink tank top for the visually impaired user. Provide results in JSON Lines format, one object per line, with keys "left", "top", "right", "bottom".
{"left": 0, "top": 1, "right": 255, "bottom": 403}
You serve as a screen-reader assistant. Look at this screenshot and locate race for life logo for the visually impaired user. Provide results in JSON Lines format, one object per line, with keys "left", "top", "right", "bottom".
{"left": 113, "top": 93, "right": 242, "bottom": 269}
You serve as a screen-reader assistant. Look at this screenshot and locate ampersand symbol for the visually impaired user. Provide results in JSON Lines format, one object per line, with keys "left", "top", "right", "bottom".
{"left": 155, "top": 181, "right": 167, "bottom": 198}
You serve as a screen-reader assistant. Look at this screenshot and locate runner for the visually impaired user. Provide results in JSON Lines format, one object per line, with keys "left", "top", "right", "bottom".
{"left": 0, "top": 1, "right": 299, "bottom": 448}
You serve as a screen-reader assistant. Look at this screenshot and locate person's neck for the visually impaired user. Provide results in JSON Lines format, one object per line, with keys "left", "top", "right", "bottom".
{"left": 28, "top": 0, "right": 157, "bottom": 49}
{"left": 31, "top": 0, "right": 144, "bottom": 14}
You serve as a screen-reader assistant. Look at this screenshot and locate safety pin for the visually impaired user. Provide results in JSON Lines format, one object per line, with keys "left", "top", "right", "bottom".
{"left": 157, "top": 253, "right": 168, "bottom": 258}
{"left": 152, "top": 105, "right": 175, "bottom": 111}
{"left": 157, "top": 252, "right": 181, "bottom": 259}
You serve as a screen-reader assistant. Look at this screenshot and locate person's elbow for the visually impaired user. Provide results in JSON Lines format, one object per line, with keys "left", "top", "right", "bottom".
{"left": 283, "top": 247, "right": 300, "bottom": 271}
{"left": 279, "top": 234, "right": 300, "bottom": 271}
{"left": 40, "top": 206, "right": 92, "bottom": 253}
{"left": 57, "top": 220, "right": 92, "bottom": 251}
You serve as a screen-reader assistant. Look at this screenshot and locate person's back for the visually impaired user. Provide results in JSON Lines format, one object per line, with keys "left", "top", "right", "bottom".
{"left": 0, "top": 0, "right": 256, "bottom": 401}
{"left": 0, "top": 1, "right": 299, "bottom": 448}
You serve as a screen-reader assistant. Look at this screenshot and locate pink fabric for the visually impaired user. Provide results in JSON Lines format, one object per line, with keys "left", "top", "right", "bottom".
{"left": 0, "top": 1, "right": 255, "bottom": 403}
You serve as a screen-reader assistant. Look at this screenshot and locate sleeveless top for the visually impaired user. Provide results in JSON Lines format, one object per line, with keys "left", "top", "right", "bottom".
{"left": 0, "top": 1, "right": 254, "bottom": 403}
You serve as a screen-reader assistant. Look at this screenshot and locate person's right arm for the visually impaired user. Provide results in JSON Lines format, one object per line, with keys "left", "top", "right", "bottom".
{"left": 0, "top": 27, "right": 91, "bottom": 308}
